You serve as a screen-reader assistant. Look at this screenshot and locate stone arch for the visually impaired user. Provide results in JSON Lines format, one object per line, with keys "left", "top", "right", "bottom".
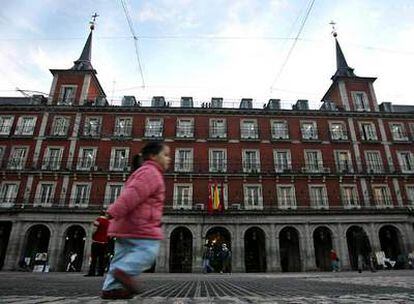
{"left": 313, "top": 226, "right": 333, "bottom": 271}
{"left": 279, "top": 226, "right": 301, "bottom": 272}
{"left": 379, "top": 225, "right": 403, "bottom": 267}
{"left": 0, "top": 221, "right": 12, "bottom": 270}
{"left": 61, "top": 225, "right": 86, "bottom": 272}
{"left": 346, "top": 225, "right": 371, "bottom": 270}
{"left": 244, "top": 226, "right": 267, "bottom": 272}
{"left": 169, "top": 226, "right": 193, "bottom": 273}
{"left": 204, "top": 226, "right": 232, "bottom": 273}
{"left": 21, "top": 224, "right": 51, "bottom": 270}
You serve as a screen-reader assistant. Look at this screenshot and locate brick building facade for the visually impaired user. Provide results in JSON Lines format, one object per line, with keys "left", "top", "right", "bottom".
{"left": 0, "top": 27, "right": 413, "bottom": 273}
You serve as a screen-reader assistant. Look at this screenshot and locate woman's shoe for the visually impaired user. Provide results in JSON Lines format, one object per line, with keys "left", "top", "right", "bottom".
{"left": 113, "top": 269, "right": 141, "bottom": 294}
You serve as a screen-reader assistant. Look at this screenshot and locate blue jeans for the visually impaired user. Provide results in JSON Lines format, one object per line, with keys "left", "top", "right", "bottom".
{"left": 102, "top": 238, "right": 160, "bottom": 291}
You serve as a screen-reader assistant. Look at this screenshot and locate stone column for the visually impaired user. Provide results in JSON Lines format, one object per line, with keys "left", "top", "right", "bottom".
{"left": 337, "top": 224, "right": 351, "bottom": 270}
{"left": 3, "top": 221, "right": 23, "bottom": 270}
{"left": 48, "top": 224, "right": 63, "bottom": 271}
{"left": 368, "top": 223, "right": 381, "bottom": 253}
{"left": 403, "top": 223, "right": 414, "bottom": 253}
{"left": 267, "top": 224, "right": 280, "bottom": 272}
{"left": 82, "top": 224, "right": 93, "bottom": 273}
{"left": 156, "top": 238, "right": 168, "bottom": 273}
{"left": 232, "top": 224, "right": 243, "bottom": 272}
{"left": 192, "top": 224, "right": 203, "bottom": 273}
{"left": 304, "top": 224, "right": 316, "bottom": 271}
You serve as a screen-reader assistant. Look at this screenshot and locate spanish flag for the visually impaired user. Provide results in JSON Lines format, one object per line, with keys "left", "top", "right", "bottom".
{"left": 213, "top": 183, "right": 221, "bottom": 210}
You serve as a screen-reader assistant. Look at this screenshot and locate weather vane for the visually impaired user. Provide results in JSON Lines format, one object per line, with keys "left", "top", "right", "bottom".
{"left": 329, "top": 20, "right": 337, "bottom": 37}
{"left": 89, "top": 12, "right": 99, "bottom": 31}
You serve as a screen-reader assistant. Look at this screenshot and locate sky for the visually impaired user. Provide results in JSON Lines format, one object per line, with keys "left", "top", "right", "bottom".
{"left": 0, "top": 0, "right": 414, "bottom": 108}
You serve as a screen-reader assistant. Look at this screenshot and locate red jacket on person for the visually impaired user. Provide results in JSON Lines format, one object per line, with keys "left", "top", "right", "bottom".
{"left": 107, "top": 160, "right": 166, "bottom": 240}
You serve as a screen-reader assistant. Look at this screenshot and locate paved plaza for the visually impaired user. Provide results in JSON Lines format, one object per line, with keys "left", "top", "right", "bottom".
{"left": 0, "top": 271, "right": 413, "bottom": 303}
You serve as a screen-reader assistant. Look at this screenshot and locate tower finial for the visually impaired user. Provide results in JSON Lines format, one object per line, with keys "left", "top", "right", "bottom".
{"left": 329, "top": 20, "right": 337, "bottom": 38}
{"left": 90, "top": 12, "right": 99, "bottom": 31}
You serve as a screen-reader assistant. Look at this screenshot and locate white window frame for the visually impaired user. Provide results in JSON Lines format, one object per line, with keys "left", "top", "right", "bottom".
{"left": 209, "top": 118, "right": 227, "bottom": 138}
{"left": 309, "top": 184, "right": 329, "bottom": 209}
{"left": 240, "top": 119, "right": 258, "bottom": 139}
{"left": 273, "top": 149, "right": 292, "bottom": 173}
{"left": 58, "top": 85, "right": 77, "bottom": 105}
{"left": 334, "top": 150, "right": 353, "bottom": 173}
{"left": 34, "top": 182, "right": 56, "bottom": 207}
{"left": 271, "top": 120, "right": 289, "bottom": 140}
{"left": 173, "top": 183, "right": 193, "bottom": 209}
{"left": 104, "top": 182, "right": 124, "bottom": 207}
{"left": 0, "top": 116, "right": 14, "bottom": 135}
{"left": 389, "top": 122, "right": 408, "bottom": 141}
{"left": 77, "top": 147, "right": 97, "bottom": 171}
{"left": 242, "top": 149, "right": 261, "bottom": 173}
{"left": 304, "top": 150, "right": 325, "bottom": 173}
{"left": 301, "top": 121, "right": 318, "bottom": 140}
{"left": 277, "top": 184, "right": 297, "bottom": 209}
{"left": 110, "top": 147, "right": 130, "bottom": 171}
{"left": 359, "top": 122, "right": 378, "bottom": 141}
{"left": 15, "top": 116, "right": 37, "bottom": 136}
{"left": 341, "top": 184, "right": 360, "bottom": 209}
{"left": 145, "top": 117, "right": 163, "bottom": 138}
{"left": 365, "top": 150, "right": 384, "bottom": 173}
{"left": 0, "top": 146, "right": 5, "bottom": 166}
{"left": 114, "top": 117, "right": 133, "bottom": 137}
{"left": 8, "top": 146, "right": 28, "bottom": 170}
{"left": 176, "top": 118, "right": 194, "bottom": 138}
{"left": 243, "top": 184, "right": 263, "bottom": 210}
{"left": 397, "top": 151, "right": 414, "bottom": 173}
{"left": 70, "top": 182, "right": 91, "bottom": 208}
{"left": 42, "top": 146, "right": 63, "bottom": 170}
{"left": 329, "top": 121, "right": 348, "bottom": 140}
{"left": 405, "top": 185, "right": 414, "bottom": 206}
{"left": 372, "top": 184, "right": 392, "bottom": 208}
{"left": 352, "top": 91, "right": 370, "bottom": 112}
{"left": 209, "top": 149, "right": 227, "bottom": 173}
{"left": 51, "top": 116, "right": 70, "bottom": 136}
{"left": 0, "top": 181, "right": 19, "bottom": 208}
{"left": 174, "top": 148, "right": 193, "bottom": 172}
{"left": 83, "top": 116, "right": 102, "bottom": 137}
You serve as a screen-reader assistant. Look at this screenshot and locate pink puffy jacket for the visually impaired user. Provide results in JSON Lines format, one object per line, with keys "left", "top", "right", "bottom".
{"left": 107, "top": 160, "right": 165, "bottom": 239}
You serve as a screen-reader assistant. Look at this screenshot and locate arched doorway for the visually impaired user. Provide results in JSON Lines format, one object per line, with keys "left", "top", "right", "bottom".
{"left": 62, "top": 226, "right": 86, "bottom": 271}
{"left": 0, "top": 222, "right": 12, "bottom": 270}
{"left": 204, "top": 227, "right": 231, "bottom": 273}
{"left": 379, "top": 225, "right": 403, "bottom": 267}
{"left": 244, "top": 227, "right": 266, "bottom": 272}
{"left": 313, "top": 226, "right": 333, "bottom": 271}
{"left": 279, "top": 227, "right": 301, "bottom": 272}
{"left": 22, "top": 225, "right": 51, "bottom": 270}
{"left": 169, "top": 227, "right": 193, "bottom": 273}
{"left": 346, "top": 226, "right": 371, "bottom": 270}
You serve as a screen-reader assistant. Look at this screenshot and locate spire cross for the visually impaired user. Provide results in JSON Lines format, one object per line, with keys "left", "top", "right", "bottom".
{"left": 329, "top": 21, "right": 337, "bottom": 37}
{"left": 90, "top": 13, "right": 99, "bottom": 30}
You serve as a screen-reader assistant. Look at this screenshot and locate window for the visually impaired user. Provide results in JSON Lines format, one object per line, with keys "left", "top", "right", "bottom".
{"left": 240, "top": 120, "right": 258, "bottom": 139}
{"left": 209, "top": 119, "right": 226, "bottom": 138}
{"left": 35, "top": 183, "right": 55, "bottom": 207}
{"left": 0, "top": 182, "right": 18, "bottom": 207}
{"left": 145, "top": 118, "right": 163, "bottom": 138}
{"left": 360, "top": 122, "right": 378, "bottom": 141}
{"left": 389, "top": 123, "right": 408, "bottom": 141}
{"left": 372, "top": 185, "right": 392, "bottom": 208}
{"left": 176, "top": 118, "right": 194, "bottom": 138}
{"left": 352, "top": 92, "right": 370, "bottom": 111}
{"left": 405, "top": 185, "right": 414, "bottom": 206}
{"left": 173, "top": 184, "right": 193, "bottom": 209}
{"left": 271, "top": 121, "right": 289, "bottom": 139}
{"left": 243, "top": 150, "right": 260, "bottom": 173}
{"left": 15, "top": 116, "right": 36, "bottom": 135}
{"left": 0, "top": 116, "right": 14, "bottom": 135}
{"left": 410, "top": 123, "right": 414, "bottom": 140}
{"left": 397, "top": 151, "right": 414, "bottom": 173}
{"left": 0, "top": 146, "right": 5, "bottom": 166}
{"left": 329, "top": 122, "right": 348, "bottom": 140}
{"left": 243, "top": 184, "right": 263, "bottom": 209}
{"left": 42, "top": 147, "right": 63, "bottom": 170}
{"left": 51, "top": 117, "right": 69, "bottom": 136}
{"left": 83, "top": 117, "right": 101, "bottom": 136}
{"left": 277, "top": 185, "right": 296, "bottom": 209}
{"left": 335, "top": 150, "right": 353, "bottom": 173}
{"left": 309, "top": 185, "right": 328, "bottom": 209}
{"left": 273, "top": 150, "right": 292, "bottom": 172}
{"left": 209, "top": 183, "right": 228, "bottom": 209}
{"left": 110, "top": 148, "right": 129, "bottom": 171}
{"left": 114, "top": 117, "right": 132, "bottom": 136}
{"left": 174, "top": 148, "right": 193, "bottom": 172}
{"left": 70, "top": 183, "right": 91, "bottom": 207}
{"left": 8, "top": 147, "right": 28, "bottom": 170}
{"left": 365, "top": 151, "right": 383, "bottom": 173}
{"left": 104, "top": 183, "right": 123, "bottom": 207}
{"left": 301, "top": 121, "right": 318, "bottom": 140}
{"left": 304, "top": 150, "right": 325, "bottom": 173}
{"left": 341, "top": 185, "right": 360, "bottom": 208}
{"left": 58, "top": 85, "right": 76, "bottom": 105}
{"left": 77, "top": 148, "right": 97, "bottom": 170}
{"left": 209, "top": 149, "right": 227, "bottom": 172}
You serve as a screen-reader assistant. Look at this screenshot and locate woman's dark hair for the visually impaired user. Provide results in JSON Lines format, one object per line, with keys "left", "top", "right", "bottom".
{"left": 141, "top": 141, "right": 165, "bottom": 160}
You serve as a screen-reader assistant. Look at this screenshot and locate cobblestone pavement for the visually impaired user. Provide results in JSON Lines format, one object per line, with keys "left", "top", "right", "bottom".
{"left": 0, "top": 271, "right": 413, "bottom": 303}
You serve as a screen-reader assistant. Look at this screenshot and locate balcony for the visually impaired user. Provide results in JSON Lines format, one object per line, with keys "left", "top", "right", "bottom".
{"left": 301, "top": 166, "right": 330, "bottom": 174}
{"left": 144, "top": 127, "right": 163, "bottom": 139}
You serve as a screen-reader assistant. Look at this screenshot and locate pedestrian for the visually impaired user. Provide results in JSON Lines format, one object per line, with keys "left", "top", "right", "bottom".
{"left": 357, "top": 253, "right": 364, "bottom": 273}
{"left": 85, "top": 210, "right": 109, "bottom": 277}
{"left": 408, "top": 251, "right": 414, "bottom": 269}
{"left": 202, "top": 246, "right": 214, "bottom": 274}
{"left": 219, "top": 243, "right": 231, "bottom": 274}
{"left": 329, "top": 249, "right": 339, "bottom": 272}
{"left": 101, "top": 142, "right": 171, "bottom": 300}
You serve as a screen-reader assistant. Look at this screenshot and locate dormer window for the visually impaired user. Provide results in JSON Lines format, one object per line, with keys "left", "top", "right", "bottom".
{"left": 301, "top": 121, "right": 318, "bottom": 140}
{"left": 58, "top": 85, "right": 76, "bottom": 105}
{"left": 352, "top": 92, "right": 370, "bottom": 112}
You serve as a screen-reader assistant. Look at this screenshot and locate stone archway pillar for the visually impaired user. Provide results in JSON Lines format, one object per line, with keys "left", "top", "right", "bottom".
{"left": 156, "top": 238, "right": 168, "bottom": 272}
{"left": 403, "top": 223, "right": 414, "bottom": 253}
{"left": 192, "top": 224, "right": 203, "bottom": 273}
{"left": 337, "top": 224, "right": 351, "bottom": 270}
{"left": 304, "top": 224, "right": 316, "bottom": 271}
{"left": 267, "top": 224, "right": 280, "bottom": 272}
{"left": 233, "top": 224, "right": 243, "bottom": 272}
{"left": 48, "top": 224, "right": 63, "bottom": 271}
{"left": 82, "top": 224, "right": 93, "bottom": 273}
{"left": 3, "top": 222, "right": 23, "bottom": 270}
{"left": 369, "top": 223, "right": 381, "bottom": 253}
